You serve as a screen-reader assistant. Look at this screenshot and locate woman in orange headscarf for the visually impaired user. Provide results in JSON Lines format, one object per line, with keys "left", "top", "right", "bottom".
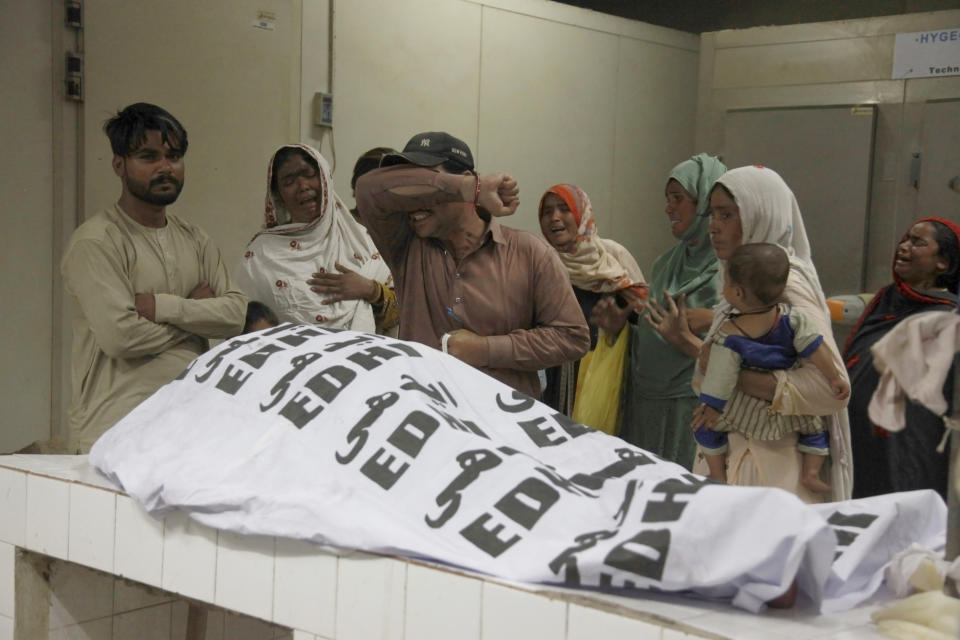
{"left": 538, "top": 184, "right": 646, "bottom": 427}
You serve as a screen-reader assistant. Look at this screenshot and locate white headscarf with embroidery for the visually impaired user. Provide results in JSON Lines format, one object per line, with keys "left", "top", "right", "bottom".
{"left": 233, "top": 144, "right": 392, "bottom": 332}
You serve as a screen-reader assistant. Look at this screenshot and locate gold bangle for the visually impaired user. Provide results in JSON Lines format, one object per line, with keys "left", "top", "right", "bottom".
{"left": 368, "top": 280, "right": 384, "bottom": 305}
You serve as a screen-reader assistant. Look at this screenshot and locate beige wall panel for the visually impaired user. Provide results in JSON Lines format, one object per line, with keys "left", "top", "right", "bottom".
{"left": 702, "top": 80, "right": 906, "bottom": 154}
{"left": 330, "top": 0, "right": 482, "bottom": 202}
{"left": 694, "top": 32, "right": 721, "bottom": 170}
{"left": 83, "top": 0, "right": 301, "bottom": 267}
{"left": 864, "top": 104, "right": 903, "bottom": 292}
{"left": 477, "top": 7, "right": 620, "bottom": 237}
{"left": 713, "top": 37, "right": 893, "bottom": 89}
{"left": 1, "top": 1, "right": 54, "bottom": 451}
{"left": 905, "top": 75, "right": 960, "bottom": 102}
{"left": 300, "top": 0, "right": 331, "bottom": 151}
{"left": 723, "top": 106, "right": 877, "bottom": 296}
{"left": 610, "top": 38, "right": 699, "bottom": 273}
{"left": 917, "top": 100, "right": 960, "bottom": 220}
{"left": 697, "top": 9, "right": 960, "bottom": 296}
{"left": 712, "top": 81, "right": 907, "bottom": 112}
{"left": 714, "top": 21, "right": 885, "bottom": 48}
{"left": 712, "top": 9, "right": 960, "bottom": 48}
{"left": 478, "top": 0, "right": 699, "bottom": 50}
{"left": 859, "top": 95, "right": 960, "bottom": 294}
{"left": 331, "top": 0, "right": 697, "bottom": 261}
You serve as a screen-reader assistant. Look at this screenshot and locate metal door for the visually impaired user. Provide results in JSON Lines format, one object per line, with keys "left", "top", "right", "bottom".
{"left": 723, "top": 105, "right": 877, "bottom": 297}
{"left": 917, "top": 99, "right": 960, "bottom": 223}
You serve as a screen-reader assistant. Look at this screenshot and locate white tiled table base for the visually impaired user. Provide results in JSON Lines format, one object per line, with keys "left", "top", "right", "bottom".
{"left": 0, "top": 455, "right": 888, "bottom": 640}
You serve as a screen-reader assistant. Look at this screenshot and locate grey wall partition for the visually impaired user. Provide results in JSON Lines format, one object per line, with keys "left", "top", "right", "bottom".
{"left": 917, "top": 99, "right": 960, "bottom": 223}
{"left": 723, "top": 105, "right": 877, "bottom": 297}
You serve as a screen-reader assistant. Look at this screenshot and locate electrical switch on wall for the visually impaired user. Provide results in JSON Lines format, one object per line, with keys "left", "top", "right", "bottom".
{"left": 314, "top": 92, "right": 333, "bottom": 127}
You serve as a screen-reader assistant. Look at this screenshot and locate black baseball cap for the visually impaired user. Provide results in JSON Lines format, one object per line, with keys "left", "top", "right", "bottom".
{"left": 381, "top": 131, "right": 474, "bottom": 171}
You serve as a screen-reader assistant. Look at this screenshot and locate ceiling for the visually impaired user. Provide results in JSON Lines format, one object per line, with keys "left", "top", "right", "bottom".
{"left": 554, "top": 0, "right": 958, "bottom": 34}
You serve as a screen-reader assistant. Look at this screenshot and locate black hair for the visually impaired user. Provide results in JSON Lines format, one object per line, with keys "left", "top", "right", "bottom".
{"left": 103, "top": 102, "right": 188, "bottom": 157}
{"left": 709, "top": 181, "right": 736, "bottom": 203}
{"left": 270, "top": 147, "right": 319, "bottom": 194}
{"left": 727, "top": 243, "right": 790, "bottom": 305}
{"left": 441, "top": 158, "right": 474, "bottom": 175}
{"left": 664, "top": 177, "right": 696, "bottom": 202}
{"left": 351, "top": 147, "right": 396, "bottom": 192}
{"left": 929, "top": 220, "right": 960, "bottom": 292}
{"left": 243, "top": 301, "right": 279, "bottom": 333}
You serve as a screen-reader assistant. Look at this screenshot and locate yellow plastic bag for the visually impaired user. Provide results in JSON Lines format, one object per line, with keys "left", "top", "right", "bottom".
{"left": 572, "top": 325, "right": 629, "bottom": 435}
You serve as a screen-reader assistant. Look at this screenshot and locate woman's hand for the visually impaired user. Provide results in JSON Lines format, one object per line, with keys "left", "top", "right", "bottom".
{"left": 645, "top": 292, "right": 686, "bottom": 340}
{"left": 590, "top": 296, "right": 631, "bottom": 337}
{"left": 736, "top": 369, "right": 777, "bottom": 402}
{"left": 830, "top": 376, "right": 851, "bottom": 401}
{"left": 644, "top": 292, "right": 702, "bottom": 358}
{"left": 307, "top": 262, "right": 379, "bottom": 304}
{"left": 691, "top": 404, "right": 721, "bottom": 431}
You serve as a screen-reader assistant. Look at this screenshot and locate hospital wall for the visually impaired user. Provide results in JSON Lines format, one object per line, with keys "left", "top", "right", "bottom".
{"left": 1, "top": 2, "right": 57, "bottom": 458}
{"left": 695, "top": 9, "right": 960, "bottom": 293}
{"left": 2, "top": 0, "right": 699, "bottom": 453}
{"left": 306, "top": 0, "right": 700, "bottom": 271}
{"left": 5, "top": 2, "right": 960, "bottom": 454}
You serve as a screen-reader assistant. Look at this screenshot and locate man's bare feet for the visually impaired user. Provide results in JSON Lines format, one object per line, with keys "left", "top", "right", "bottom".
{"left": 767, "top": 581, "right": 798, "bottom": 608}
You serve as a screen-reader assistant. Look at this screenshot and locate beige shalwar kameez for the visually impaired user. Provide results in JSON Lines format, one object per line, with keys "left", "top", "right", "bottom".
{"left": 62, "top": 204, "right": 247, "bottom": 452}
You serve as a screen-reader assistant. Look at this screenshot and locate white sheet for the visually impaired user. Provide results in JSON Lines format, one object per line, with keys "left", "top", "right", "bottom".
{"left": 90, "top": 324, "right": 945, "bottom": 613}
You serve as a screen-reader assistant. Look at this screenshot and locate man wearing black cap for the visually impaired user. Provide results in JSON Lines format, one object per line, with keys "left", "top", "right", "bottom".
{"left": 356, "top": 131, "right": 589, "bottom": 399}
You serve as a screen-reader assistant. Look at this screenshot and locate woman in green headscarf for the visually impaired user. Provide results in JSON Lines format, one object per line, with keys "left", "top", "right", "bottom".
{"left": 593, "top": 153, "right": 727, "bottom": 468}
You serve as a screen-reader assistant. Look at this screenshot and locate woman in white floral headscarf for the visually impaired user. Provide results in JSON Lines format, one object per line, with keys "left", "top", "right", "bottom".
{"left": 234, "top": 144, "right": 397, "bottom": 333}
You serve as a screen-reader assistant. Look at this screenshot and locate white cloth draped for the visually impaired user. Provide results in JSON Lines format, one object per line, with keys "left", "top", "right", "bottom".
{"left": 90, "top": 325, "right": 944, "bottom": 614}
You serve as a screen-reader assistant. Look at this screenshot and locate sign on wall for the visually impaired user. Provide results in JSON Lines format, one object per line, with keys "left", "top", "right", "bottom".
{"left": 892, "top": 29, "right": 960, "bottom": 79}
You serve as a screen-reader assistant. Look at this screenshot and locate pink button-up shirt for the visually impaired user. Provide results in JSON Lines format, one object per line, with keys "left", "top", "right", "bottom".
{"left": 357, "top": 166, "right": 589, "bottom": 398}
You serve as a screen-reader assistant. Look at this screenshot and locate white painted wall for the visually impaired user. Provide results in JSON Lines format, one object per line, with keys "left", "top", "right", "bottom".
{"left": 323, "top": 0, "right": 483, "bottom": 187}
{"left": 696, "top": 9, "right": 960, "bottom": 292}
{"left": 77, "top": 0, "right": 698, "bottom": 294}
{"left": 1, "top": 1, "right": 55, "bottom": 452}
{"left": 317, "top": 0, "right": 699, "bottom": 272}
{"left": 82, "top": 0, "right": 303, "bottom": 268}
{"left": 7, "top": 0, "right": 697, "bottom": 449}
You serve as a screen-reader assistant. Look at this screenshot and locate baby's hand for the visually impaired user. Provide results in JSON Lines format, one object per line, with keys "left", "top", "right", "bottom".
{"left": 830, "top": 377, "right": 851, "bottom": 401}
{"left": 692, "top": 404, "right": 721, "bottom": 431}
